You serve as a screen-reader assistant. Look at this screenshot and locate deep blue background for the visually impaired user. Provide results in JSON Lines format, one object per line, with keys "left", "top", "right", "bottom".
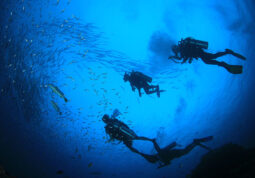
{"left": 0, "top": 0, "right": 255, "bottom": 177}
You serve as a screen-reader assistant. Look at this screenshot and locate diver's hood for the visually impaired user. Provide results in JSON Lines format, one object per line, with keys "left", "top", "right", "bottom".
{"left": 172, "top": 45, "right": 179, "bottom": 54}
{"left": 102, "top": 114, "right": 110, "bottom": 123}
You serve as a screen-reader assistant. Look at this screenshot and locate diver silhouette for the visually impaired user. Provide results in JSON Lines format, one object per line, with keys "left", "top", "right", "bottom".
{"left": 169, "top": 37, "right": 246, "bottom": 74}
{"left": 124, "top": 71, "right": 164, "bottom": 97}
{"left": 102, "top": 110, "right": 153, "bottom": 147}
{"left": 127, "top": 136, "right": 213, "bottom": 168}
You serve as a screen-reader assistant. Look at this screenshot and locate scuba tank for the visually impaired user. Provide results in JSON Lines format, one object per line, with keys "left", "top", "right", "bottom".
{"left": 133, "top": 71, "right": 152, "bottom": 83}
{"left": 108, "top": 109, "right": 137, "bottom": 140}
{"left": 178, "top": 37, "right": 208, "bottom": 49}
{"left": 112, "top": 121, "right": 137, "bottom": 139}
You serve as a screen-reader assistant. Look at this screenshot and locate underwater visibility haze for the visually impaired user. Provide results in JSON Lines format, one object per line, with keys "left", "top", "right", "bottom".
{"left": 0, "top": 0, "right": 255, "bottom": 177}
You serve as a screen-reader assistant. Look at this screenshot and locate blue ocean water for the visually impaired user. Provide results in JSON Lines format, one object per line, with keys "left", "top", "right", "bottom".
{"left": 0, "top": 0, "right": 255, "bottom": 177}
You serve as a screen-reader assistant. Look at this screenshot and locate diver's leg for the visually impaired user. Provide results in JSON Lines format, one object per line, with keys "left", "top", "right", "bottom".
{"left": 193, "top": 136, "right": 213, "bottom": 151}
{"left": 169, "top": 136, "right": 213, "bottom": 158}
{"left": 138, "top": 88, "right": 142, "bottom": 97}
{"left": 125, "top": 142, "right": 159, "bottom": 163}
{"left": 200, "top": 52, "right": 224, "bottom": 65}
{"left": 136, "top": 136, "right": 154, "bottom": 142}
{"left": 124, "top": 142, "right": 140, "bottom": 154}
{"left": 210, "top": 51, "right": 228, "bottom": 59}
{"left": 152, "top": 139, "right": 162, "bottom": 153}
{"left": 201, "top": 50, "right": 231, "bottom": 61}
{"left": 203, "top": 50, "right": 245, "bottom": 61}
{"left": 144, "top": 85, "right": 159, "bottom": 95}
{"left": 162, "top": 142, "right": 177, "bottom": 150}
{"left": 144, "top": 86, "right": 155, "bottom": 94}
{"left": 172, "top": 142, "right": 197, "bottom": 158}
{"left": 193, "top": 136, "right": 213, "bottom": 144}
{"left": 201, "top": 53, "right": 243, "bottom": 74}
{"left": 139, "top": 153, "right": 159, "bottom": 163}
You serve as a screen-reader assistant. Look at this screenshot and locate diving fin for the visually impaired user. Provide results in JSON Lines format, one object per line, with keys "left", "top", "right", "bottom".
{"left": 225, "top": 64, "right": 243, "bottom": 74}
{"left": 232, "top": 52, "right": 246, "bottom": 60}
{"left": 226, "top": 49, "right": 246, "bottom": 60}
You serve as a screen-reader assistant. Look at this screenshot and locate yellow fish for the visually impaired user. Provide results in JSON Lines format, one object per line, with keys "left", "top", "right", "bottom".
{"left": 51, "top": 100, "right": 62, "bottom": 115}
{"left": 49, "top": 84, "right": 68, "bottom": 102}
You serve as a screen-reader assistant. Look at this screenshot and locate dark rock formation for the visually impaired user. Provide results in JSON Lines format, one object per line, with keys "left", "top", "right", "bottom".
{"left": 190, "top": 143, "right": 255, "bottom": 178}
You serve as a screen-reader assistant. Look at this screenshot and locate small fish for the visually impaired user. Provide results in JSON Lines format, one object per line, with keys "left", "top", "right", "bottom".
{"left": 88, "top": 145, "right": 92, "bottom": 151}
{"left": 51, "top": 100, "right": 62, "bottom": 115}
{"left": 56, "top": 170, "right": 63, "bottom": 174}
{"left": 48, "top": 84, "right": 68, "bottom": 102}
{"left": 88, "top": 162, "right": 93, "bottom": 168}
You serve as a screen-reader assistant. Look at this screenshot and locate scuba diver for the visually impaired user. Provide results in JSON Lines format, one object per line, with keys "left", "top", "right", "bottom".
{"left": 102, "top": 109, "right": 154, "bottom": 147}
{"left": 168, "top": 37, "right": 246, "bottom": 74}
{"left": 128, "top": 136, "right": 213, "bottom": 168}
{"left": 123, "top": 71, "right": 164, "bottom": 97}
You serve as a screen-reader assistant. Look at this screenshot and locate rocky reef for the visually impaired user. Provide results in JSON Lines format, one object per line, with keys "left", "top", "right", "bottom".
{"left": 190, "top": 143, "right": 255, "bottom": 178}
